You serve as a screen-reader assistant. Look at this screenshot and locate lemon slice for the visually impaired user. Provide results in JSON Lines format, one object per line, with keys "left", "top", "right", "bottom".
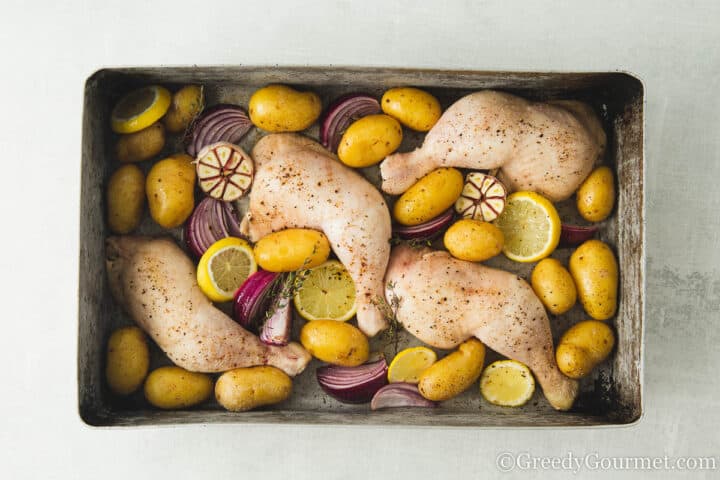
{"left": 387, "top": 346, "right": 437, "bottom": 384}
{"left": 480, "top": 360, "right": 536, "bottom": 407}
{"left": 293, "top": 260, "right": 357, "bottom": 322}
{"left": 493, "top": 191, "right": 561, "bottom": 263}
{"left": 111, "top": 85, "right": 172, "bottom": 134}
{"left": 197, "top": 237, "right": 256, "bottom": 302}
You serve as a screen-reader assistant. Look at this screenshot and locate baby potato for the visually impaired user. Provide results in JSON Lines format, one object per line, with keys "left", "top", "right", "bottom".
{"left": 107, "top": 164, "right": 145, "bottom": 234}
{"left": 569, "top": 239, "right": 618, "bottom": 320}
{"left": 163, "top": 85, "right": 204, "bottom": 133}
{"left": 215, "top": 366, "right": 292, "bottom": 412}
{"left": 381, "top": 87, "right": 442, "bottom": 132}
{"left": 556, "top": 320, "right": 615, "bottom": 379}
{"left": 249, "top": 84, "right": 321, "bottom": 132}
{"left": 105, "top": 326, "right": 149, "bottom": 395}
{"left": 253, "top": 229, "right": 330, "bottom": 272}
{"left": 531, "top": 258, "right": 577, "bottom": 315}
{"left": 337, "top": 114, "right": 403, "bottom": 168}
{"left": 576, "top": 166, "right": 615, "bottom": 222}
{"left": 393, "top": 167, "right": 464, "bottom": 226}
{"left": 444, "top": 219, "right": 504, "bottom": 262}
{"left": 418, "top": 338, "right": 485, "bottom": 402}
{"left": 146, "top": 154, "right": 196, "bottom": 229}
{"left": 115, "top": 122, "right": 166, "bottom": 163}
{"left": 143, "top": 366, "right": 213, "bottom": 410}
{"left": 300, "top": 320, "right": 369, "bottom": 367}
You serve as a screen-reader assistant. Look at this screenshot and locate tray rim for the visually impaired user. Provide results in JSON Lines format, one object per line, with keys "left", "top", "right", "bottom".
{"left": 78, "top": 65, "right": 646, "bottom": 428}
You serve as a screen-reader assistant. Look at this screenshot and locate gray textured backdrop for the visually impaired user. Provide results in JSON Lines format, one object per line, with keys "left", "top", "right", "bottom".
{"left": 1, "top": 0, "right": 718, "bottom": 479}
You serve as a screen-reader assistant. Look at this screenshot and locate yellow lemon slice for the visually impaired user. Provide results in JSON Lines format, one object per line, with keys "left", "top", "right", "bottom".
{"left": 387, "top": 346, "right": 437, "bottom": 384}
{"left": 293, "top": 260, "right": 357, "bottom": 322}
{"left": 197, "top": 237, "right": 256, "bottom": 302}
{"left": 479, "top": 360, "right": 536, "bottom": 407}
{"left": 493, "top": 191, "right": 561, "bottom": 263}
{"left": 111, "top": 85, "right": 172, "bottom": 134}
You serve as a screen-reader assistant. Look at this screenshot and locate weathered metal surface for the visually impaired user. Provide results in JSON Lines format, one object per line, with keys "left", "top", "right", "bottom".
{"left": 78, "top": 67, "right": 643, "bottom": 427}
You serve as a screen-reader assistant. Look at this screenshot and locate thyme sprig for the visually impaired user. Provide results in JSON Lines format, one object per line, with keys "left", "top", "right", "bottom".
{"left": 374, "top": 281, "right": 402, "bottom": 356}
{"left": 264, "top": 245, "right": 316, "bottom": 319}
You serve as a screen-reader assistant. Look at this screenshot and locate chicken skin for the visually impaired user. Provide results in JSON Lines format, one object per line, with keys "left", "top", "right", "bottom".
{"left": 240, "top": 134, "right": 391, "bottom": 337}
{"left": 380, "top": 91, "right": 606, "bottom": 202}
{"left": 106, "top": 236, "right": 311, "bottom": 376}
{"left": 385, "top": 245, "right": 578, "bottom": 410}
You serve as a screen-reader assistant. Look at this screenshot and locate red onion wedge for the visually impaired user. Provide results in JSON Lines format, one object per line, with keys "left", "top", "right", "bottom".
{"left": 233, "top": 270, "right": 280, "bottom": 330}
{"left": 560, "top": 224, "right": 599, "bottom": 247}
{"left": 371, "top": 382, "right": 438, "bottom": 410}
{"left": 320, "top": 93, "right": 380, "bottom": 152}
{"left": 393, "top": 208, "right": 454, "bottom": 241}
{"left": 184, "top": 197, "right": 244, "bottom": 258}
{"left": 186, "top": 104, "right": 253, "bottom": 157}
{"left": 316, "top": 358, "right": 388, "bottom": 404}
{"left": 259, "top": 280, "right": 293, "bottom": 346}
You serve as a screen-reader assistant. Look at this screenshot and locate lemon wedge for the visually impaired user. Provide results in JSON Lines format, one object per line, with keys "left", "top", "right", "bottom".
{"left": 493, "top": 191, "right": 561, "bottom": 263}
{"left": 479, "top": 360, "right": 536, "bottom": 407}
{"left": 197, "top": 237, "right": 256, "bottom": 302}
{"left": 293, "top": 260, "right": 357, "bottom": 322}
{"left": 111, "top": 85, "right": 172, "bottom": 134}
{"left": 387, "top": 346, "right": 437, "bottom": 384}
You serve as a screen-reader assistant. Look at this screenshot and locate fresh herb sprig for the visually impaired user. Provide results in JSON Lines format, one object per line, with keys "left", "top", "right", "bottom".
{"left": 374, "top": 281, "right": 402, "bottom": 356}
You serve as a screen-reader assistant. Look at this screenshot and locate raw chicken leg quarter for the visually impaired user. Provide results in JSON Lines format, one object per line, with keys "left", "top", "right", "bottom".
{"left": 106, "top": 236, "right": 311, "bottom": 375}
{"left": 385, "top": 245, "right": 579, "bottom": 410}
{"left": 380, "top": 90, "right": 606, "bottom": 201}
{"left": 240, "top": 133, "right": 392, "bottom": 337}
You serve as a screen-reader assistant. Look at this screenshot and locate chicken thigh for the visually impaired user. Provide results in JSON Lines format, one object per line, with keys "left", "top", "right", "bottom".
{"left": 385, "top": 245, "right": 578, "bottom": 410}
{"left": 106, "top": 236, "right": 311, "bottom": 376}
{"left": 240, "top": 134, "right": 391, "bottom": 337}
{"left": 380, "top": 90, "right": 606, "bottom": 202}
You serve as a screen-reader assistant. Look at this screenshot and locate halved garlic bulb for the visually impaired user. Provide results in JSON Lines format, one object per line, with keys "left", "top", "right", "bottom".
{"left": 454, "top": 172, "right": 507, "bottom": 222}
{"left": 195, "top": 142, "right": 254, "bottom": 202}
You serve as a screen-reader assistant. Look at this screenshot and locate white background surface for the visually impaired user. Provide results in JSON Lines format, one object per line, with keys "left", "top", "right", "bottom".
{"left": 1, "top": 1, "right": 719, "bottom": 478}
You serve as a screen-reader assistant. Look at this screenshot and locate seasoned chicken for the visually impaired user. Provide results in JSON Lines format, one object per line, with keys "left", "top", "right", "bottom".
{"left": 106, "top": 236, "right": 311, "bottom": 376}
{"left": 380, "top": 91, "right": 606, "bottom": 202}
{"left": 385, "top": 245, "right": 578, "bottom": 410}
{"left": 240, "top": 134, "right": 391, "bottom": 336}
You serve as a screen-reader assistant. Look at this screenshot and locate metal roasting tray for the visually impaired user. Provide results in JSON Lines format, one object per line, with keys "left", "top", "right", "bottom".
{"left": 78, "top": 67, "right": 644, "bottom": 427}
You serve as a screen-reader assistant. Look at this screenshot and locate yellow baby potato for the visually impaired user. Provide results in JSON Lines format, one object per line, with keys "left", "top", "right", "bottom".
{"left": 143, "top": 366, "right": 213, "bottom": 410}
{"left": 443, "top": 219, "right": 504, "bottom": 262}
{"left": 115, "top": 122, "right": 166, "bottom": 163}
{"left": 381, "top": 87, "right": 442, "bottom": 132}
{"left": 163, "top": 85, "right": 204, "bottom": 133}
{"left": 107, "top": 164, "right": 145, "bottom": 234}
{"left": 146, "top": 154, "right": 196, "bottom": 229}
{"left": 576, "top": 166, "right": 615, "bottom": 222}
{"left": 531, "top": 258, "right": 577, "bottom": 315}
{"left": 337, "top": 114, "right": 403, "bottom": 168}
{"left": 105, "top": 326, "right": 149, "bottom": 395}
{"left": 249, "top": 84, "right": 321, "bottom": 132}
{"left": 300, "top": 320, "right": 369, "bottom": 367}
{"left": 253, "top": 229, "right": 331, "bottom": 272}
{"left": 569, "top": 239, "right": 618, "bottom": 321}
{"left": 556, "top": 320, "right": 615, "bottom": 379}
{"left": 215, "top": 366, "right": 292, "bottom": 412}
{"left": 393, "top": 167, "right": 464, "bottom": 226}
{"left": 418, "top": 338, "right": 486, "bottom": 402}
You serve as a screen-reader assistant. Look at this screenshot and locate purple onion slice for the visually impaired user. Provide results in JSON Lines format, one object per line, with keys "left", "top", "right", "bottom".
{"left": 316, "top": 358, "right": 388, "bottom": 404}
{"left": 370, "top": 383, "right": 438, "bottom": 410}
{"left": 393, "top": 208, "right": 455, "bottom": 241}
{"left": 560, "top": 224, "right": 599, "bottom": 247}
{"left": 320, "top": 93, "right": 380, "bottom": 152}
{"left": 186, "top": 104, "right": 253, "bottom": 157}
